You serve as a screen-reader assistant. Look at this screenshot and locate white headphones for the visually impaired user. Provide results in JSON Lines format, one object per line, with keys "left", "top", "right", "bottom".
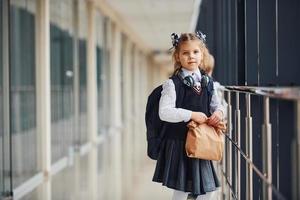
{"left": 178, "top": 70, "right": 209, "bottom": 88}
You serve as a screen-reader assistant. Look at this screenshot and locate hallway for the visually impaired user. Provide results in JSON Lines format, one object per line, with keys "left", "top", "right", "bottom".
{"left": 0, "top": 0, "right": 300, "bottom": 199}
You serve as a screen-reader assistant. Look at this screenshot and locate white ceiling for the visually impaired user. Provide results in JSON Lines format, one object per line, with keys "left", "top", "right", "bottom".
{"left": 106, "top": 0, "right": 201, "bottom": 52}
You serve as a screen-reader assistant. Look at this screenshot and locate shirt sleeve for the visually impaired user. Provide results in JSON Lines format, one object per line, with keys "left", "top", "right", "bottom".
{"left": 158, "top": 79, "right": 192, "bottom": 123}
{"left": 210, "top": 82, "right": 225, "bottom": 115}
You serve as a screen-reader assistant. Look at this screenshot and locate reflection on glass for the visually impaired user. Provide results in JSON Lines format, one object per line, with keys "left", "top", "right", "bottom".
{"left": 50, "top": 0, "right": 75, "bottom": 164}
{"left": 78, "top": 0, "right": 88, "bottom": 144}
{"left": 98, "top": 17, "right": 111, "bottom": 132}
{"left": 10, "top": 0, "right": 38, "bottom": 188}
{"left": 96, "top": 46, "right": 104, "bottom": 134}
{"left": 96, "top": 11, "right": 106, "bottom": 135}
{"left": 79, "top": 40, "right": 87, "bottom": 115}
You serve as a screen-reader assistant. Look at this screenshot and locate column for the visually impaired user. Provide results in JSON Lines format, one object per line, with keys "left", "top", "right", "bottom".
{"left": 122, "top": 38, "right": 134, "bottom": 199}
{"left": 86, "top": 1, "right": 98, "bottom": 199}
{"left": 35, "top": 0, "right": 51, "bottom": 199}
{"left": 140, "top": 54, "right": 148, "bottom": 157}
{"left": 108, "top": 23, "right": 122, "bottom": 200}
{"left": 132, "top": 47, "right": 141, "bottom": 171}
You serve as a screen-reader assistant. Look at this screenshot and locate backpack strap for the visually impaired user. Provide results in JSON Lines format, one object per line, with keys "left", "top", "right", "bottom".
{"left": 170, "top": 75, "right": 185, "bottom": 107}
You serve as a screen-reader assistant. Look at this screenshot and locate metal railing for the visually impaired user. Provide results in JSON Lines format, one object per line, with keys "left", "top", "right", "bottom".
{"left": 219, "top": 86, "right": 300, "bottom": 200}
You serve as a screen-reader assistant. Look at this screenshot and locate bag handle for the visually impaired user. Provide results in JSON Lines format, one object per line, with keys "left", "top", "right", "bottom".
{"left": 187, "top": 120, "right": 227, "bottom": 134}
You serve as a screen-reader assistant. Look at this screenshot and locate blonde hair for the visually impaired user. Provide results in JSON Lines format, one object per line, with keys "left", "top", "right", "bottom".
{"left": 203, "top": 53, "right": 215, "bottom": 75}
{"left": 171, "top": 33, "right": 210, "bottom": 75}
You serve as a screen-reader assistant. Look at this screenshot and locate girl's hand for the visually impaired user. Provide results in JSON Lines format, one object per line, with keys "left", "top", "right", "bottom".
{"left": 191, "top": 112, "right": 208, "bottom": 124}
{"left": 207, "top": 110, "right": 223, "bottom": 126}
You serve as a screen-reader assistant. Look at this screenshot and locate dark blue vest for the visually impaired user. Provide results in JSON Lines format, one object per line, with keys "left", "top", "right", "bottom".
{"left": 164, "top": 74, "right": 213, "bottom": 140}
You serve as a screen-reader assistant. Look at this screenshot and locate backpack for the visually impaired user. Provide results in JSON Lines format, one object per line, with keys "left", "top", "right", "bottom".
{"left": 145, "top": 84, "right": 165, "bottom": 160}
{"left": 145, "top": 75, "right": 183, "bottom": 160}
{"left": 145, "top": 74, "right": 214, "bottom": 160}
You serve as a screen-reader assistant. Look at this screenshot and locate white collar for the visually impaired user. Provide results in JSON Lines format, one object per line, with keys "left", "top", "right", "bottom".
{"left": 180, "top": 68, "right": 202, "bottom": 82}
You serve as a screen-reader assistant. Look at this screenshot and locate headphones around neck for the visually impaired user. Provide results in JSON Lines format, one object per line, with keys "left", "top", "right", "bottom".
{"left": 182, "top": 75, "right": 195, "bottom": 87}
{"left": 178, "top": 69, "right": 209, "bottom": 88}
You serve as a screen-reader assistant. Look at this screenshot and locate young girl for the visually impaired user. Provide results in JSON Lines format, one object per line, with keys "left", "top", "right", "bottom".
{"left": 152, "top": 32, "right": 224, "bottom": 200}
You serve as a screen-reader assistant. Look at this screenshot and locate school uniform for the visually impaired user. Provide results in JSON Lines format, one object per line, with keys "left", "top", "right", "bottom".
{"left": 152, "top": 68, "right": 224, "bottom": 197}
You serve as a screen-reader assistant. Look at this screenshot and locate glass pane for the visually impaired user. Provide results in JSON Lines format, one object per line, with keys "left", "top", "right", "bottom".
{"left": 50, "top": 0, "right": 75, "bottom": 163}
{"left": 10, "top": 0, "right": 38, "bottom": 188}
{"left": 0, "top": 0, "right": 4, "bottom": 193}
{"left": 99, "top": 17, "right": 111, "bottom": 132}
{"left": 96, "top": 12, "right": 110, "bottom": 136}
{"left": 78, "top": 0, "right": 87, "bottom": 144}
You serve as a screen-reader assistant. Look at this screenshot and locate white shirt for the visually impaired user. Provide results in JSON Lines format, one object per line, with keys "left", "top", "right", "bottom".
{"left": 158, "top": 68, "right": 225, "bottom": 123}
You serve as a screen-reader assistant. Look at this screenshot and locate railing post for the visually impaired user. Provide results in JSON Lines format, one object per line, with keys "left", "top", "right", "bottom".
{"left": 262, "top": 97, "right": 272, "bottom": 200}
{"left": 293, "top": 100, "right": 300, "bottom": 199}
{"left": 246, "top": 94, "right": 253, "bottom": 200}
{"left": 221, "top": 157, "right": 225, "bottom": 200}
{"left": 227, "top": 91, "right": 232, "bottom": 199}
{"left": 235, "top": 92, "right": 241, "bottom": 200}
{"left": 221, "top": 91, "right": 230, "bottom": 200}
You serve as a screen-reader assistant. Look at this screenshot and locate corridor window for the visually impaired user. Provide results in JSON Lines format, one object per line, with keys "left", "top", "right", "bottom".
{"left": 50, "top": 0, "right": 75, "bottom": 164}
{"left": 96, "top": 11, "right": 106, "bottom": 135}
{"left": 78, "top": 0, "right": 88, "bottom": 143}
{"left": 10, "top": 0, "right": 38, "bottom": 188}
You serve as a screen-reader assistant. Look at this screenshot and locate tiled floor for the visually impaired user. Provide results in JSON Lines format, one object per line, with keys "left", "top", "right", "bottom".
{"left": 130, "top": 159, "right": 173, "bottom": 200}
{"left": 18, "top": 153, "right": 222, "bottom": 200}
{"left": 130, "top": 159, "right": 222, "bottom": 200}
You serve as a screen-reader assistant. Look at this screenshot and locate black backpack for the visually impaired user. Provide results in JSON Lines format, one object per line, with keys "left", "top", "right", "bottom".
{"left": 145, "top": 74, "right": 214, "bottom": 160}
{"left": 145, "top": 76, "right": 182, "bottom": 160}
{"left": 145, "top": 85, "right": 164, "bottom": 160}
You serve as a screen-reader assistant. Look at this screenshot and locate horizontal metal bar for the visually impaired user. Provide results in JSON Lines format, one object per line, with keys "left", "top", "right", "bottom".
{"left": 96, "top": 133, "right": 107, "bottom": 144}
{"left": 79, "top": 142, "right": 92, "bottom": 156}
{"left": 51, "top": 157, "right": 68, "bottom": 176}
{"left": 218, "top": 85, "right": 300, "bottom": 101}
{"left": 13, "top": 173, "right": 44, "bottom": 200}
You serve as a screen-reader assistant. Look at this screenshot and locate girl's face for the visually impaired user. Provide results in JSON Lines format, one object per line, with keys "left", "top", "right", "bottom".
{"left": 176, "top": 40, "right": 203, "bottom": 71}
